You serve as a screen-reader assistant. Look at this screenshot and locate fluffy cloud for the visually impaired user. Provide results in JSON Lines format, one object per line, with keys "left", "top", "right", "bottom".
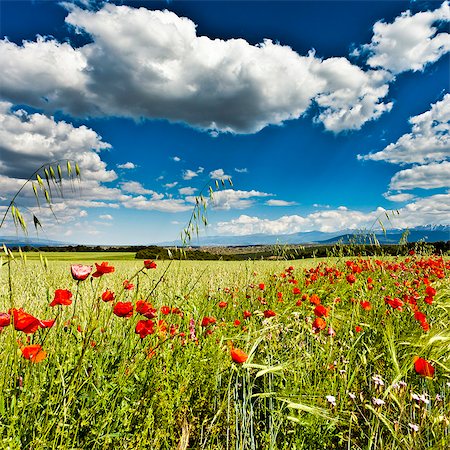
{"left": 209, "top": 168, "right": 231, "bottom": 180}
{"left": 0, "top": 4, "right": 403, "bottom": 134}
{"left": 210, "top": 189, "right": 271, "bottom": 210}
{"left": 178, "top": 186, "right": 197, "bottom": 196}
{"left": 313, "top": 60, "right": 393, "bottom": 132}
{"left": 358, "top": 1, "right": 450, "bottom": 74}
{"left": 266, "top": 199, "right": 297, "bottom": 206}
{"left": 119, "top": 181, "right": 163, "bottom": 199}
{"left": 361, "top": 94, "right": 450, "bottom": 164}
{"left": 0, "top": 102, "right": 113, "bottom": 181}
{"left": 389, "top": 161, "right": 450, "bottom": 191}
{"left": 172, "top": 156, "right": 181, "bottom": 162}
{"left": 182, "top": 169, "right": 198, "bottom": 180}
{"left": 122, "top": 195, "right": 191, "bottom": 212}
{"left": 99, "top": 214, "right": 113, "bottom": 220}
{"left": 117, "top": 162, "right": 137, "bottom": 169}
{"left": 216, "top": 194, "right": 450, "bottom": 235}
{"left": 383, "top": 192, "right": 415, "bottom": 202}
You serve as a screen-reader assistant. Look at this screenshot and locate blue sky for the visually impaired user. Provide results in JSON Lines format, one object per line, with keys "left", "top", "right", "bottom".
{"left": 0, "top": 0, "right": 449, "bottom": 244}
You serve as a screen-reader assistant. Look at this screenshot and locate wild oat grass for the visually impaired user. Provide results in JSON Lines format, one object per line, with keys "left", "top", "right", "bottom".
{"left": 0, "top": 253, "right": 449, "bottom": 449}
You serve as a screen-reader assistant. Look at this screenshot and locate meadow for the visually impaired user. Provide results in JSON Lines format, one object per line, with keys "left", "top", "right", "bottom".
{"left": 0, "top": 250, "right": 449, "bottom": 449}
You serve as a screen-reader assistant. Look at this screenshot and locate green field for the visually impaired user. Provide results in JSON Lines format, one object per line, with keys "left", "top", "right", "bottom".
{"left": 11, "top": 251, "right": 138, "bottom": 262}
{"left": 0, "top": 252, "right": 449, "bottom": 449}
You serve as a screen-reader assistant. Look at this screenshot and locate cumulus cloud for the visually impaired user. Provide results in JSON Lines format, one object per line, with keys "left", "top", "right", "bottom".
{"left": 216, "top": 194, "right": 450, "bottom": 235}
{"left": 266, "top": 199, "right": 297, "bottom": 206}
{"left": 209, "top": 168, "right": 231, "bottom": 180}
{"left": 122, "top": 195, "right": 191, "bottom": 212}
{"left": 210, "top": 189, "right": 271, "bottom": 210}
{"left": 383, "top": 192, "right": 415, "bottom": 202}
{"left": 99, "top": 214, "right": 113, "bottom": 220}
{"left": 360, "top": 94, "right": 450, "bottom": 164}
{"left": 0, "top": 101, "right": 113, "bottom": 181}
{"left": 178, "top": 186, "right": 197, "bottom": 195}
{"left": 357, "top": 1, "right": 450, "bottom": 74}
{"left": 119, "top": 181, "right": 163, "bottom": 199}
{"left": 117, "top": 162, "right": 136, "bottom": 169}
{"left": 164, "top": 181, "right": 178, "bottom": 189}
{"left": 172, "top": 156, "right": 181, "bottom": 162}
{"left": 182, "top": 169, "right": 198, "bottom": 180}
{"left": 389, "top": 161, "right": 450, "bottom": 191}
{"left": 0, "top": 3, "right": 410, "bottom": 134}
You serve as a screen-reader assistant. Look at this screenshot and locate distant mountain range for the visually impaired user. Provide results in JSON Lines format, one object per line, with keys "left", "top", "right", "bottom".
{"left": 2, "top": 225, "right": 449, "bottom": 248}
{"left": 161, "top": 225, "right": 450, "bottom": 247}
{"left": 0, "top": 236, "right": 71, "bottom": 248}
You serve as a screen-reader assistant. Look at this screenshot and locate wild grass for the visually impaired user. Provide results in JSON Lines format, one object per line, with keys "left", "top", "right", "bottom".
{"left": 0, "top": 253, "right": 449, "bottom": 449}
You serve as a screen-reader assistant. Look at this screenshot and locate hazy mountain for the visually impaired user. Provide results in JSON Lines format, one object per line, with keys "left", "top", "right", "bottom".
{"left": 160, "top": 225, "right": 450, "bottom": 247}
{"left": 0, "top": 236, "right": 69, "bottom": 247}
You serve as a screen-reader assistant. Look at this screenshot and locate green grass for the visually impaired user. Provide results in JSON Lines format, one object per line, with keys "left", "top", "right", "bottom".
{"left": 0, "top": 253, "right": 449, "bottom": 449}
{"left": 11, "top": 251, "right": 137, "bottom": 261}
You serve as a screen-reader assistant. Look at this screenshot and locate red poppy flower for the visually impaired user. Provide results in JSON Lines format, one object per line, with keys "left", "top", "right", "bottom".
{"left": 113, "top": 302, "right": 134, "bottom": 318}
{"left": 135, "top": 319, "right": 155, "bottom": 339}
{"left": 314, "top": 304, "right": 329, "bottom": 317}
{"left": 293, "top": 287, "right": 301, "bottom": 295}
{"left": 360, "top": 301, "right": 372, "bottom": 311}
{"left": 144, "top": 260, "right": 157, "bottom": 269}
{"left": 21, "top": 344, "right": 47, "bottom": 363}
{"left": 218, "top": 301, "right": 228, "bottom": 309}
{"left": 10, "top": 308, "right": 41, "bottom": 334}
{"left": 425, "top": 286, "right": 436, "bottom": 297}
{"left": 201, "top": 316, "right": 216, "bottom": 327}
{"left": 309, "top": 294, "right": 321, "bottom": 305}
{"left": 263, "top": 309, "right": 276, "bottom": 318}
{"left": 92, "top": 262, "right": 115, "bottom": 278}
{"left": 101, "top": 290, "right": 115, "bottom": 302}
{"left": 39, "top": 319, "right": 56, "bottom": 329}
{"left": 413, "top": 356, "right": 434, "bottom": 378}
{"left": 136, "top": 300, "right": 157, "bottom": 318}
{"left": 312, "top": 317, "right": 326, "bottom": 333}
{"left": 355, "top": 325, "right": 363, "bottom": 333}
{"left": 243, "top": 310, "right": 252, "bottom": 319}
{"left": 71, "top": 264, "right": 92, "bottom": 281}
{"left": 160, "top": 306, "right": 171, "bottom": 315}
{"left": 0, "top": 312, "right": 11, "bottom": 328}
{"left": 50, "top": 289, "right": 72, "bottom": 307}
{"left": 231, "top": 347, "right": 248, "bottom": 364}
{"left": 346, "top": 274, "right": 356, "bottom": 284}
{"left": 234, "top": 319, "right": 241, "bottom": 326}
{"left": 258, "top": 283, "right": 265, "bottom": 290}
{"left": 123, "top": 280, "right": 134, "bottom": 290}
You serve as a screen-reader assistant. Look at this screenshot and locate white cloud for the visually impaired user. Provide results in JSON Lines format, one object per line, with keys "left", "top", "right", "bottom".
{"left": 209, "top": 168, "right": 231, "bottom": 180}
{"left": 178, "top": 186, "right": 197, "bottom": 195}
{"left": 120, "top": 180, "right": 158, "bottom": 196}
{"left": 215, "top": 194, "right": 450, "bottom": 235}
{"left": 172, "top": 156, "right": 181, "bottom": 162}
{"left": 389, "top": 161, "right": 450, "bottom": 190}
{"left": 0, "top": 102, "right": 113, "bottom": 181}
{"left": 210, "top": 189, "right": 271, "bottom": 210}
{"left": 99, "top": 214, "right": 113, "bottom": 220}
{"left": 358, "top": 1, "right": 450, "bottom": 74}
{"left": 313, "top": 60, "right": 393, "bottom": 132}
{"left": 79, "top": 210, "right": 88, "bottom": 217}
{"left": 122, "top": 195, "right": 191, "bottom": 212}
{"left": 360, "top": 94, "right": 450, "bottom": 164}
{"left": 234, "top": 167, "right": 248, "bottom": 173}
{"left": 0, "top": 4, "right": 401, "bottom": 134}
{"left": 182, "top": 169, "right": 198, "bottom": 180}
{"left": 266, "top": 199, "right": 297, "bottom": 206}
{"left": 383, "top": 192, "right": 415, "bottom": 202}
{"left": 164, "top": 181, "right": 178, "bottom": 189}
{"left": 117, "top": 161, "right": 136, "bottom": 169}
